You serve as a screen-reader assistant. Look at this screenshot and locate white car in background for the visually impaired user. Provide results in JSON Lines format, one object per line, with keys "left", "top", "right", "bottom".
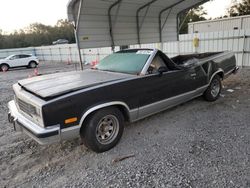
{"left": 0, "top": 54, "right": 39, "bottom": 71}
{"left": 52, "top": 39, "right": 69, "bottom": 45}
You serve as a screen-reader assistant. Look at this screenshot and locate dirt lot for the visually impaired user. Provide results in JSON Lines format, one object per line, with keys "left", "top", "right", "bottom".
{"left": 0, "top": 62, "right": 249, "bottom": 188}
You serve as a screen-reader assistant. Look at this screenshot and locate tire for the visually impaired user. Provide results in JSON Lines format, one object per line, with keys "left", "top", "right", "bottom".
{"left": 28, "top": 61, "right": 37, "bottom": 68}
{"left": 0, "top": 64, "right": 9, "bottom": 72}
{"left": 80, "top": 107, "right": 124, "bottom": 153}
{"left": 203, "top": 75, "right": 222, "bottom": 102}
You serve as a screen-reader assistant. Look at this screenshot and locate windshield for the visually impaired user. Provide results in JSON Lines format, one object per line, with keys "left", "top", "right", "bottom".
{"left": 5, "top": 55, "right": 14, "bottom": 60}
{"left": 96, "top": 50, "right": 152, "bottom": 75}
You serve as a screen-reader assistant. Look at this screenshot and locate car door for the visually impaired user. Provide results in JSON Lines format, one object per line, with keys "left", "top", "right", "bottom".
{"left": 187, "top": 65, "right": 207, "bottom": 89}
{"left": 19, "top": 55, "right": 30, "bottom": 66}
{"left": 8, "top": 55, "right": 21, "bottom": 67}
{"left": 138, "top": 52, "right": 199, "bottom": 119}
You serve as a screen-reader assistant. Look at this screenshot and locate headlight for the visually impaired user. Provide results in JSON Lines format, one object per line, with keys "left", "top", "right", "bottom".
{"left": 16, "top": 98, "right": 44, "bottom": 127}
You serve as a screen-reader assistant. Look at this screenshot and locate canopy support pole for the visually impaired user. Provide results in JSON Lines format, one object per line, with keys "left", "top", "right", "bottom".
{"left": 136, "top": 0, "right": 158, "bottom": 45}
{"left": 178, "top": 13, "right": 189, "bottom": 33}
{"left": 74, "top": 0, "right": 84, "bottom": 70}
{"left": 108, "top": 0, "right": 122, "bottom": 51}
{"left": 158, "top": 0, "right": 185, "bottom": 45}
{"left": 159, "top": 7, "right": 173, "bottom": 50}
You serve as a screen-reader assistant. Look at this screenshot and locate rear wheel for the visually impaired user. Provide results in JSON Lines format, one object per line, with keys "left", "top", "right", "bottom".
{"left": 203, "top": 75, "right": 222, "bottom": 102}
{"left": 28, "top": 61, "right": 37, "bottom": 68}
{"left": 80, "top": 107, "right": 124, "bottom": 153}
{"left": 0, "top": 64, "right": 9, "bottom": 72}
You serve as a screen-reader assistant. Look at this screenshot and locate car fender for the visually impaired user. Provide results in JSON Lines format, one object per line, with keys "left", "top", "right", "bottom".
{"left": 29, "top": 60, "right": 38, "bottom": 65}
{"left": 0, "top": 63, "right": 10, "bottom": 69}
{"left": 1, "top": 60, "right": 11, "bottom": 67}
{"left": 208, "top": 68, "right": 224, "bottom": 85}
{"left": 79, "top": 101, "right": 131, "bottom": 127}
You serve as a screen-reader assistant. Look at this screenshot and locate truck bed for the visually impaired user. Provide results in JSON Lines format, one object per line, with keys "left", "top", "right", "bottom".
{"left": 171, "top": 52, "right": 222, "bottom": 65}
{"left": 170, "top": 52, "right": 237, "bottom": 76}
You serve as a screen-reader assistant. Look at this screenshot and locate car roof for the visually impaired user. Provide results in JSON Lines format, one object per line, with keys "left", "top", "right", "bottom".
{"left": 16, "top": 54, "right": 32, "bottom": 56}
{"left": 7, "top": 54, "right": 33, "bottom": 58}
{"left": 116, "top": 48, "right": 155, "bottom": 53}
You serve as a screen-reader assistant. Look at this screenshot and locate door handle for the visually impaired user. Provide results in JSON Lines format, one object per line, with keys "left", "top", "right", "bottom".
{"left": 190, "top": 73, "right": 197, "bottom": 77}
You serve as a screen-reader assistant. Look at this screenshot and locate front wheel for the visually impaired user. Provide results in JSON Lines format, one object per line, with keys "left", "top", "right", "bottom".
{"left": 0, "top": 64, "right": 9, "bottom": 72}
{"left": 80, "top": 107, "right": 124, "bottom": 153}
{"left": 203, "top": 75, "right": 222, "bottom": 102}
{"left": 28, "top": 61, "right": 37, "bottom": 68}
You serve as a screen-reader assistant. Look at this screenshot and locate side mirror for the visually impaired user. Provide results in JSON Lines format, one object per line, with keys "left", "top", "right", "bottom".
{"left": 158, "top": 66, "right": 168, "bottom": 75}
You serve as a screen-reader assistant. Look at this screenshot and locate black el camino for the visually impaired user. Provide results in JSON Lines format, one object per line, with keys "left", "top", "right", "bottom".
{"left": 8, "top": 49, "right": 238, "bottom": 152}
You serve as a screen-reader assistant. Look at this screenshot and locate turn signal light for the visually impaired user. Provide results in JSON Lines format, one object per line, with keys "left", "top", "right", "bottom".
{"left": 65, "top": 117, "right": 77, "bottom": 124}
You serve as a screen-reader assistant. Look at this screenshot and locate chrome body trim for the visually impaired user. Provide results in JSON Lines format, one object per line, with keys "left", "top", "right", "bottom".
{"left": 78, "top": 84, "right": 209, "bottom": 124}
{"left": 8, "top": 100, "right": 60, "bottom": 145}
{"left": 79, "top": 101, "right": 135, "bottom": 126}
{"left": 20, "top": 126, "right": 60, "bottom": 145}
{"left": 133, "top": 85, "right": 208, "bottom": 122}
{"left": 13, "top": 83, "right": 46, "bottom": 127}
{"left": 209, "top": 69, "right": 224, "bottom": 84}
{"left": 60, "top": 126, "right": 81, "bottom": 140}
{"left": 140, "top": 49, "right": 158, "bottom": 75}
{"left": 224, "top": 67, "right": 238, "bottom": 77}
{"left": 129, "top": 108, "right": 138, "bottom": 122}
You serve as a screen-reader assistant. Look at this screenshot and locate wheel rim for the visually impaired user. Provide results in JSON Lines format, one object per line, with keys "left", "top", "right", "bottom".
{"left": 1, "top": 65, "right": 8, "bottom": 71}
{"left": 96, "top": 115, "right": 119, "bottom": 145}
{"left": 30, "top": 62, "right": 36, "bottom": 68}
{"left": 211, "top": 79, "right": 220, "bottom": 97}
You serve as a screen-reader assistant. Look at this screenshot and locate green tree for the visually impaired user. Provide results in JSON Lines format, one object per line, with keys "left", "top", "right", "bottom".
{"left": 0, "top": 29, "right": 3, "bottom": 49}
{"left": 179, "top": 6, "right": 207, "bottom": 34}
{"left": 55, "top": 19, "right": 75, "bottom": 43}
{"left": 228, "top": 0, "right": 250, "bottom": 17}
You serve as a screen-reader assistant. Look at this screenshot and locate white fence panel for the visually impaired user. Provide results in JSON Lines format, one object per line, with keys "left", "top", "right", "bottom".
{"left": 171, "top": 29, "right": 250, "bottom": 66}
{"left": 1, "top": 29, "right": 250, "bottom": 66}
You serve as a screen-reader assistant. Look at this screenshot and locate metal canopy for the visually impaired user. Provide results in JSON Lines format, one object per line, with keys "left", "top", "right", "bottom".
{"left": 67, "top": 0, "right": 208, "bottom": 49}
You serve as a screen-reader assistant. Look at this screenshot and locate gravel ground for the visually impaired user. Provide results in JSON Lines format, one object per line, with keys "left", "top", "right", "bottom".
{"left": 0, "top": 62, "right": 249, "bottom": 188}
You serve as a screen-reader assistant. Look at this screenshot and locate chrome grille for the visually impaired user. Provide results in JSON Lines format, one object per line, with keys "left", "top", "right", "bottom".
{"left": 17, "top": 98, "right": 36, "bottom": 116}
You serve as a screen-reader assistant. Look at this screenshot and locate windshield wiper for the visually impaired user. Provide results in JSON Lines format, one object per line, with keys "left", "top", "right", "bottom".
{"left": 98, "top": 69, "right": 119, "bottom": 73}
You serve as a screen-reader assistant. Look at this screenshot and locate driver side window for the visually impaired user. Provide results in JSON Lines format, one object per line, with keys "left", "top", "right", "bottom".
{"left": 10, "top": 55, "right": 19, "bottom": 60}
{"left": 147, "top": 55, "right": 167, "bottom": 74}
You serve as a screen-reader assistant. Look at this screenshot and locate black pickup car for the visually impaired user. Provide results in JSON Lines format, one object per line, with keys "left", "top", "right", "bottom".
{"left": 8, "top": 49, "right": 238, "bottom": 152}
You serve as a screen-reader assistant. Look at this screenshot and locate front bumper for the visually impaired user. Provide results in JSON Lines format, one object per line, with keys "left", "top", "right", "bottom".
{"left": 8, "top": 100, "right": 60, "bottom": 145}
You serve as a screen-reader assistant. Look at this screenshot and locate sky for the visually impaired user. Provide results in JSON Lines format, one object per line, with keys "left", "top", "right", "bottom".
{"left": 0, "top": 0, "right": 234, "bottom": 33}
{"left": 203, "top": 0, "right": 234, "bottom": 19}
{"left": 0, "top": 0, "right": 69, "bottom": 33}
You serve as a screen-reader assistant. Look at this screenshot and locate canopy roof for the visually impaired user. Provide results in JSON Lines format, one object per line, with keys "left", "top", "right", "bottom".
{"left": 67, "top": 0, "right": 208, "bottom": 49}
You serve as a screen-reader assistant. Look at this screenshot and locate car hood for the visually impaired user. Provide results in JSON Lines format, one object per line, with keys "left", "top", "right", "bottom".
{"left": 18, "top": 69, "right": 135, "bottom": 99}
